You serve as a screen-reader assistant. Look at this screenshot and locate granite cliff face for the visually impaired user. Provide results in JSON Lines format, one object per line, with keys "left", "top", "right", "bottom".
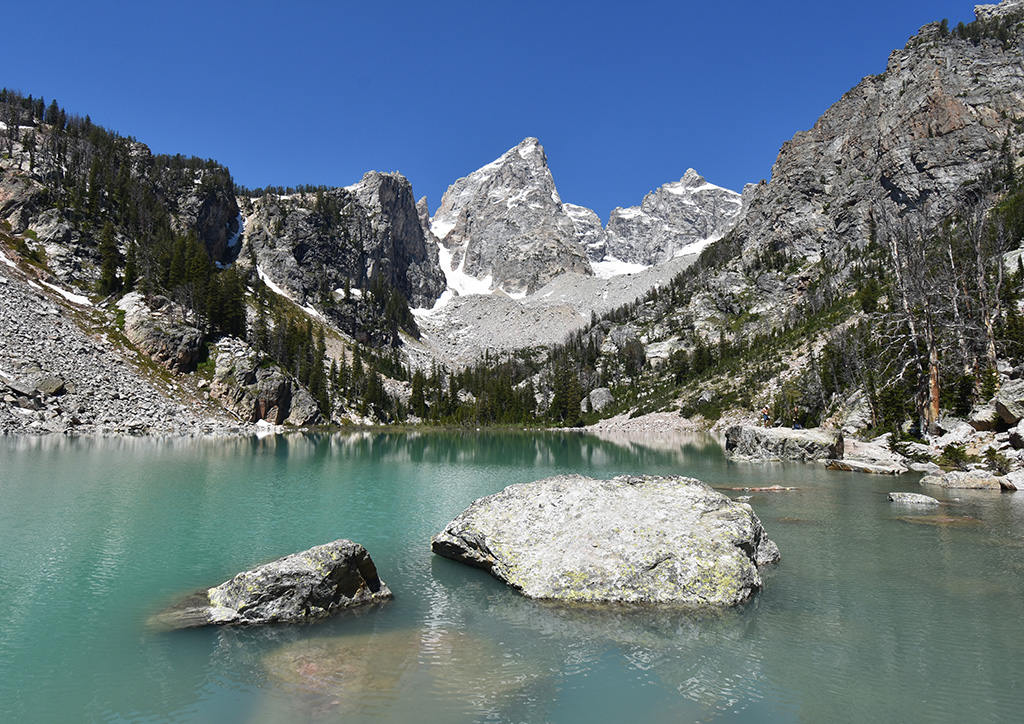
{"left": 430, "top": 137, "right": 592, "bottom": 296}
{"left": 163, "top": 167, "right": 240, "bottom": 263}
{"left": 604, "top": 169, "right": 743, "bottom": 266}
{"left": 241, "top": 171, "right": 444, "bottom": 310}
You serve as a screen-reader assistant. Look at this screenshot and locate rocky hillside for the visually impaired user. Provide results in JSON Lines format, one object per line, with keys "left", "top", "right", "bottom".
{"left": 679, "top": 0, "right": 1024, "bottom": 336}
{"left": 0, "top": 245, "right": 237, "bottom": 436}
{"left": 0, "top": 121, "right": 239, "bottom": 290}
{"left": 0, "top": 93, "right": 440, "bottom": 432}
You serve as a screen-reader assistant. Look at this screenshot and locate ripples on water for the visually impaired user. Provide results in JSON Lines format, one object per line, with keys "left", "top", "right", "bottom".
{"left": 1, "top": 430, "right": 1023, "bottom": 722}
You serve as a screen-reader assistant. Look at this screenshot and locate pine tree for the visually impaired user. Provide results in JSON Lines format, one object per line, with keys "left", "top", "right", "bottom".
{"left": 96, "top": 222, "right": 120, "bottom": 296}
{"left": 122, "top": 241, "right": 137, "bottom": 291}
{"left": 410, "top": 369, "right": 426, "bottom": 418}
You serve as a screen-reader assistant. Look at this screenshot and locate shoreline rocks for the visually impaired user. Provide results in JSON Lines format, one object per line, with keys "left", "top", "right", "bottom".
{"left": 828, "top": 460, "right": 905, "bottom": 475}
{"left": 432, "top": 474, "right": 779, "bottom": 607}
{"left": 724, "top": 425, "right": 843, "bottom": 462}
{"left": 919, "top": 470, "right": 1018, "bottom": 491}
{"left": 154, "top": 539, "right": 392, "bottom": 628}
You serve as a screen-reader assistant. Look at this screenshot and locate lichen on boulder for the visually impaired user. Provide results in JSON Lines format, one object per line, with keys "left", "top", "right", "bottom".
{"left": 431, "top": 474, "right": 779, "bottom": 607}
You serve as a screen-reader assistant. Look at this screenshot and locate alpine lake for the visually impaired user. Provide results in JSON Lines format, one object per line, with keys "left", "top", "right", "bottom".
{"left": 1, "top": 430, "right": 1022, "bottom": 723}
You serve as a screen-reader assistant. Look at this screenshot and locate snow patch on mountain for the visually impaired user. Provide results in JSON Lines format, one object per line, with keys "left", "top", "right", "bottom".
{"left": 591, "top": 257, "right": 649, "bottom": 279}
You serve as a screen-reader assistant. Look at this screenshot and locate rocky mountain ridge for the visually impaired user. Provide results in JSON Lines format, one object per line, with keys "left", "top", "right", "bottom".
{"left": 7, "top": 0, "right": 1022, "bottom": 436}
{"left": 604, "top": 169, "right": 743, "bottom": 266}
{"left": 240, "top": 171, "right": 444, "bottom": 312}
{"left": 428, "top": 137, "right": 743, "bottom": 298}
{"left": 430, "top": 137, "right": 593, "bottom": 296}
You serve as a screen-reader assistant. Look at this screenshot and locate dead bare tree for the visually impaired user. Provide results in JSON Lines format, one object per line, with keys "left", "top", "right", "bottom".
{"left": 873, "top": 206, "right": 959, "bottom": 435}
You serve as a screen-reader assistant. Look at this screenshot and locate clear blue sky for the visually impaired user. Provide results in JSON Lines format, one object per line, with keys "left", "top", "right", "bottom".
{"left": 6, "top": 0, "right": 977, "bottom": 220}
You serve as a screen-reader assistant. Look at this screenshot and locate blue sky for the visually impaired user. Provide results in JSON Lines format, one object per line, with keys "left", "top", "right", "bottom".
{"left": 6, "top": 0, "right": 977, "bottom": 220}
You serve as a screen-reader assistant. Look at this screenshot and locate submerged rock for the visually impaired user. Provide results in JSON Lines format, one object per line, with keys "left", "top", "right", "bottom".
{"left": 896, "top": 514, "right": 981, "bottom": 527}
{"left": 724, "top": 425, "right": 844, "bottom": 462}
{"left": 155, "top": 539, "right": 391, "bottom": 628}
{"left": 828, "top": 459, "right": 906, "bottom": 475}
{"left": 431, "top": 474, "right": 779, "bottom": 606}
{"left": 263, "top": 628, "right": 541, "bottom": 717}
{"left": 887, "top": 492, "right": 940, "bottom": 506}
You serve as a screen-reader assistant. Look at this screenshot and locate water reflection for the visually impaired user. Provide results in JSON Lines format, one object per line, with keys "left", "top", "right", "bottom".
{"left": 1, "top": 427, "right": 726, "bottom": 471}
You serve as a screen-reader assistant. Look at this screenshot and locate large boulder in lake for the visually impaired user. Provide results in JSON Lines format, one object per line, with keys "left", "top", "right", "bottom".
{"left": 724, "top": 425, "right": 843, "bottom": 462}
{"left": 431, "top": 474, "right": 779, "bottom": 606}
{"left": 155, "top": 539, "right": 392, "bottom": 628}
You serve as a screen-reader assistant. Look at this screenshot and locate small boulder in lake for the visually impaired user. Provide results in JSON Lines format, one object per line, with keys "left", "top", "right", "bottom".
{"left": 431, "top": 474, "right": 779, "bottom": 607}
{"left": 887, "top": 492, "right": 940, "bottom": 506}
{"left": 155, "top": 539, "right": 392, "bottom": 628}
{"left": 724, "top": 425, "right": 843, "bottom": 462}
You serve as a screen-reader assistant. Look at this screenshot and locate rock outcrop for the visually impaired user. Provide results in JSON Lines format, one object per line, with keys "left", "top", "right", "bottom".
{"left": 888, "top": 491, "right": 941, "bottom": 505}
{"left": 349, "top": 172, "right": 446, "bottom": 307}
{"left": 116, "top": 293, "right": 204, "bottom": 373}
{"left": 829, "top": 438, "right": 910, "bottom": 475}
{"left": 604, "top": 169, "right": 743, "bottom": 266}
{"left": 241, "top": 171, "right": 445, "bottom": 310}
{"left": 641, "top": 1, "right": 1024, "bottom": 343}
{"left": 724, "top": 425, "right": 844, "bottom": 462}
{"left": 155, "top": 539, "right": 392, "bottom": 628}
{"left": 919, "top": 469, "right": 1018, "bottom": 490}
{"left": 430, "top": 138, "right": 592, "bottom": 295}
{"left": 563, "top": 203, "right": 608, "bottom": 262}
{"left": 582, "top": 387, "right": 614, "bottom": 413}
{"left": 994, "top": 378, "right": 1024, "bottom": 425}
{"left": 432, "top": 474, "right": 779, "bottom": 606}
{"left": 209, "top": 337, "right": 322, "bottom": 426}
{"left": 163, "top": 167, "right": 240, "bottom": 263}
{"left": 1, "top": 132, "right": 239, "bottom": 286}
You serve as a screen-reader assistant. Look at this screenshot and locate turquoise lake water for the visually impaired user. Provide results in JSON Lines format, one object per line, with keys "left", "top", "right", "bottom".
{"left": 1, "top": 430, "right": 1022, "bottom": 722}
